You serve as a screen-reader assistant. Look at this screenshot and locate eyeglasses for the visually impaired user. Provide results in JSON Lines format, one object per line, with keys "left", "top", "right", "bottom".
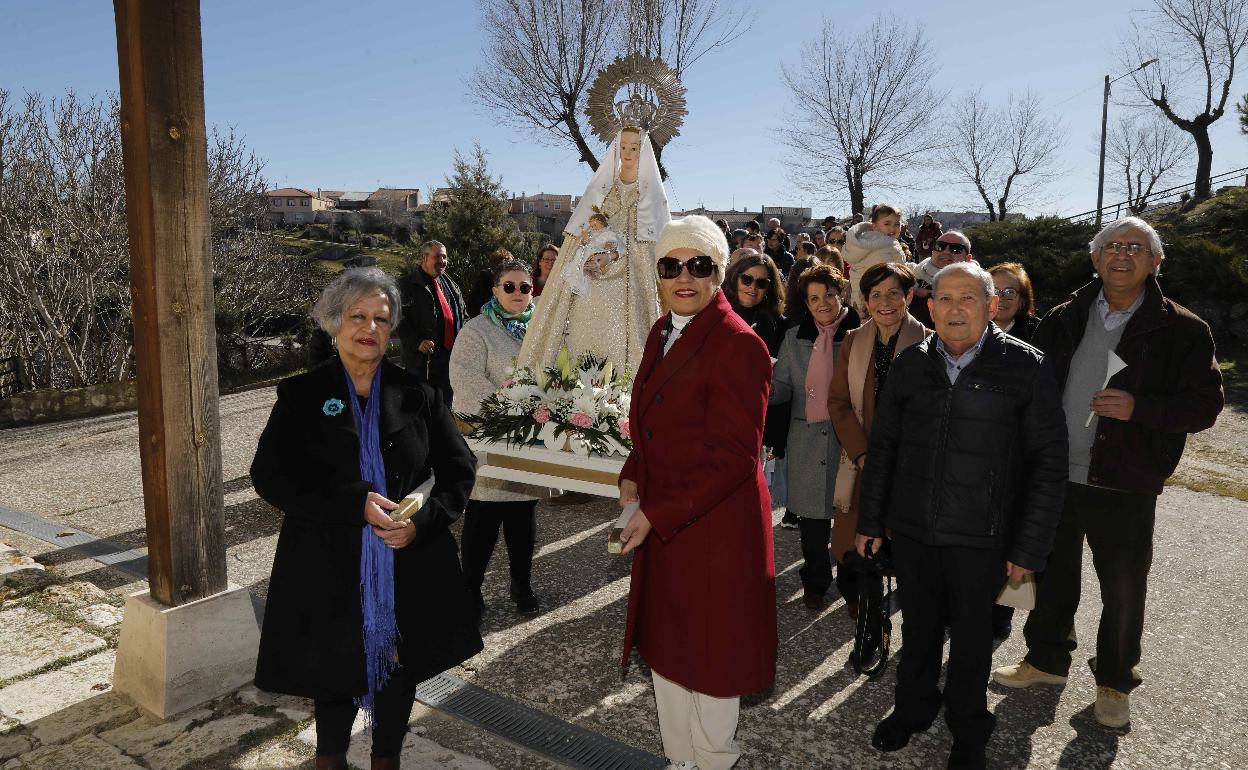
{"left": 738, "top": 274, "right": 772, "bottom": 291}
{"left": 656, "top": 255, "right": 716, "bottom": 280}
{"left": 1100, "top": 241, "right": 1151, "bottom": 257}
{"left": 997, "top": 287, "right": 1020, "bottom": 299}
{"left": 934, "top": 240, "right": 969, "bottom": 255}
{"left": 498, "top": 281, "right": 533, "bottom": 295}
{"left": 829, "top": 238, "right": 846, "bottom": 246}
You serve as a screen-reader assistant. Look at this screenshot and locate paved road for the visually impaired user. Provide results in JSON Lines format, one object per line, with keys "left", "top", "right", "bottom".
{"left": 1, "top": 387, "right": 1244, "bottom": 769}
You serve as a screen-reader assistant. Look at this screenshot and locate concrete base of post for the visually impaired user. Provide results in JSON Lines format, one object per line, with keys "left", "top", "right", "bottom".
{"left": 113, "top": 584, "right": 260, "bottom": 719}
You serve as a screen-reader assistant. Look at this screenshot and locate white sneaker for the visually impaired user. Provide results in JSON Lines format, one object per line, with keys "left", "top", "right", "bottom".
{"left": 992, "top": 660, "right": 1068, "bottom": 688}
{"left": 1094, "top": 686, "right": 1130, "bottom": 728}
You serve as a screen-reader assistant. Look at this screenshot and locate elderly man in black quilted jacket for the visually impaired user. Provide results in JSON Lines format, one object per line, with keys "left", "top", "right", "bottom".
{"left": 855, "top": 261, "right": 1068, "bottom": 770}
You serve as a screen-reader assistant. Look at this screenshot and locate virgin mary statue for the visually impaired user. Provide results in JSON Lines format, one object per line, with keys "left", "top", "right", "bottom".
{"left": 516, "top": 127, "right": 670, "bottom": 377}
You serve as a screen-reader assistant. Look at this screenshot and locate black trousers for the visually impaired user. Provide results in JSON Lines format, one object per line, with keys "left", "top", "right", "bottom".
{"left": 314, "top": 669, "right": 417, "bottom": 757}
{"left": 411, "top": 348, "right": 454, "bottom": 404}
{"left": 460, "top": 499, "right": 538, "bottom": 590}
{"left": 891, "top": 533, "right": 1006, "bottom": 747}
{"left": 798, "top": 515, "right": 858, "bottom": 600}
{"left": 797, "top": 516, "right": 832, "bottom": 596}
{"left": 1024, "top": 482, "right": 1156, "bottom": 693}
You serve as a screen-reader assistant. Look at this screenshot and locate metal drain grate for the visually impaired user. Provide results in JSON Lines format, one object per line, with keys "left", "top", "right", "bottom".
{"left": 1, "top": 503, "right": 666, "bottom": 768}
{"left": 414, "top": 673, "right": 666, "bottom": 770}
{"left": 0, "top": 503, "right": 148, "bottom": 578}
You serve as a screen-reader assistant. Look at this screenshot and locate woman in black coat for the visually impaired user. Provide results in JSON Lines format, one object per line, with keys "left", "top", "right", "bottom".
{"left": 723, "top": 252, "right": 787, "bottom": 357}
{"left": 251, "top": 267, "right": 481, "bottom": 770}
{"left": 990, "top": 262, "right": 1041, "bottom": 344}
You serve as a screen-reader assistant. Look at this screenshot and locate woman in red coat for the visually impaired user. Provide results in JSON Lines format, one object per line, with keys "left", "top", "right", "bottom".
{"left": 617, "top": 215, "right": 777, "bottom": 770}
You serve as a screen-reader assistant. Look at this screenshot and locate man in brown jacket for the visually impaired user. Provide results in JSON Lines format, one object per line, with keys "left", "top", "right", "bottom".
{"left": 993, "top": 216, "right": 1224, "bottom": 729}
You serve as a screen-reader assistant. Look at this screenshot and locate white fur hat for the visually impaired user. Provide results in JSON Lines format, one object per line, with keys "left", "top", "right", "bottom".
{"left": 655, "top": 215, "right": 729, "bottom": 275}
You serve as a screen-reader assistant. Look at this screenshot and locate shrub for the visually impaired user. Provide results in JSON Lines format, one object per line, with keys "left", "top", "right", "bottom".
{"left": 966, "top": 217, "right": 1096, "bottom": 310}
{"left": 1153, "top": 236, "right": 1248, "bottom": 305}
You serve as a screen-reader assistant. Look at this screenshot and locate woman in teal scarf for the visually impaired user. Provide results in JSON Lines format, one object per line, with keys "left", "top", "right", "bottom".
{"left": 450, "top": 258, "right": 548, "bottom": 621}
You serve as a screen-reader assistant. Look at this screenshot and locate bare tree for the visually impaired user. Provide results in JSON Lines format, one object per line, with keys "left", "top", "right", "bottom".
{"left": 471, "top": 0, "right": 752, "bottom": 174}
{"left": 1121, "top": 0, "right": 1248, "bottom": 199}
{"left": 945, "top": 90, "right": 1064, "bottom": 220}
{"left": 618, "top": 0, "right": 752, "bottom": 172}
{"left": 779, "top": 19, "right": 945, "bottom": 217}
{"left": 206, "top": 126, "right": 318, "bottom": 377}
{"left": 0, "top": 90, "right": 131, "bottom": 389}
{"left": 1105, "top": 114, "right": 1195, "bottom": 213}
{"left": 471, "top": 0, "right": 616, "bottom": 172}
{"left": 0, "top": 91, "right": 314, "bottom": 389}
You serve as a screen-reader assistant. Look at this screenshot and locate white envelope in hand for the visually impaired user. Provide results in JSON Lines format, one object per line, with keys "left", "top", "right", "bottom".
{"left": 996, "top": 573, "right": 1036, "bottom": 610}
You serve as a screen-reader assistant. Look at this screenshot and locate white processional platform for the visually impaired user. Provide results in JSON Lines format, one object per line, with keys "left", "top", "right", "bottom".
{"left": 466, "top": 439, "right": 625, "bottom": 499}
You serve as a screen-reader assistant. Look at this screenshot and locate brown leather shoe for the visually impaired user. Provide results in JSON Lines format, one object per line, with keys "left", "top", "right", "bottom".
{"left": 371, "top": 755, "right": 401, "bottom": 770}
{"left": 802, "top": 590, "right": 827, "bottom": 611}
{"left": 314, "top": 755, "right": 347, "bottom": 770}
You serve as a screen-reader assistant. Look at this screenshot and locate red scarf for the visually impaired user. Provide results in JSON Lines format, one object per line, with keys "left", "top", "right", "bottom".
{"left": 433, "top": 276, "right": 456, "bottom": 350}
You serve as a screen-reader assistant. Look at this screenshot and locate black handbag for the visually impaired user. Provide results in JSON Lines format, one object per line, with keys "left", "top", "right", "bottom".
{"left": 843, "top": 541, "right": 895, "bottom": 678}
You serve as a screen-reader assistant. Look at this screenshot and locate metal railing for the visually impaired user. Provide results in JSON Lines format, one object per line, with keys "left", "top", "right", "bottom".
{"left": 1065, "top": 166, "right": 1248, "bottom": 224}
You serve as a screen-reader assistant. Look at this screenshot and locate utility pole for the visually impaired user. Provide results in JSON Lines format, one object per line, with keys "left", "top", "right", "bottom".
{"left": 1096, "top": 59, "right": 1158, "bottom": 228}
{"left": 1096, "top": 74, "right": 1111, "bottom": 229}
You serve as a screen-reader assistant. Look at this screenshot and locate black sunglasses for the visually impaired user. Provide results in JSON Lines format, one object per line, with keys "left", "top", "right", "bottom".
{"left": 499, "top": 281, "right": 533, "bottom": 295}
{"left": 656, "top": 255, "right": 716, "bottom": 280}
{"left": 738, "top": 273, "right": 772, "bottom": 291}
{"left": 934, "top": 240, "right": 969, "bottom": 255}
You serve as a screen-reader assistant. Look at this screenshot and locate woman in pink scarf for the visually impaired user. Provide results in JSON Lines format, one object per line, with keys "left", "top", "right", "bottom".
{"left": 767, "top": 264, "right": 859, "bottom": 610}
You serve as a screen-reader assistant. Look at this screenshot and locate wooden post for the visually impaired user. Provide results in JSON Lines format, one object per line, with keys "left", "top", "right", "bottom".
{"left": 114, "top": 0, "right": 226, "bottom": 606}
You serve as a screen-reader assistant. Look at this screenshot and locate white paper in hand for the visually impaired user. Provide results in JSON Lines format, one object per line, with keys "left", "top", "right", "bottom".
{"left": 996, "top": 573, "right": 1036, "bottom": 610}
{"left": 607, "top": 501, "right": 641, "bottom": 554}
{"left": 1085, "top": 350, "right": 1129, "bottom": 427}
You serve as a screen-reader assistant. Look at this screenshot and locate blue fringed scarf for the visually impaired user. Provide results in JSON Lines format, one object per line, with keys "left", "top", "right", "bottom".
{"left": 343, "top": 362, "right": 399, "bottom": 720}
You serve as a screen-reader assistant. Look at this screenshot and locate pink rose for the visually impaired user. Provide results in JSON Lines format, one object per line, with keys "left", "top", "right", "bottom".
{"left": 570, "top": 411, "right": 594, "bottom": 428}
{"left": 619, "top": 418, "right": 631, "bottom": 440}
{"left": 534, "top": 405, "right": 552, "bottom": 424}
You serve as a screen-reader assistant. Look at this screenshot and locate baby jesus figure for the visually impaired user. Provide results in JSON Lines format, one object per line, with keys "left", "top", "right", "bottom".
{"left": 562, "top": 212, "right": 623, "bottom": 297}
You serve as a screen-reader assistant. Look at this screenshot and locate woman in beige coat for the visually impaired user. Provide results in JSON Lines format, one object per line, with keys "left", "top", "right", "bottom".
{"left": 450, "top": 258, "right": 550, "bottom": 620}
{"left": 827, "top": 262, "right": 930, "bottom": 615}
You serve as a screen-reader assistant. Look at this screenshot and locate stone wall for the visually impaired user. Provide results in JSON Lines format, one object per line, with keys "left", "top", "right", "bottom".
{"left": 0, "top": 379, "right": 137, "bottom": 428}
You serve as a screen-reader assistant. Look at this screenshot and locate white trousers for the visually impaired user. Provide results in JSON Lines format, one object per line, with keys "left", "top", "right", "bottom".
{"left": 651, "top": 670, "right": 741, "bottom": 770}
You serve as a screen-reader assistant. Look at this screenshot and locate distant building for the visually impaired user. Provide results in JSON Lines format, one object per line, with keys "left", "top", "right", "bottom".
{"left": 265, "top": 188, "right": 334, "bottom": 224}
{"left": 367, "top": 188, "right": 421, "bottom": 214}
{"left": 676, "top": 207, "right": 758, "bottom": 230}
{"left": 761, "top": 205, "right": 814, "bottom": 234}
{"left": 910, "top": 211, "right": 1026, "bottom": 231}
{"left": 509, "top": 192, "right": 574, "bottom": 239}
{"left": 509, "top": 192, "right": 573, "bottom": 215}
{"left": 676, "top": 206, "right": 818, "bottom": 235}
{"left": 335, "top": 191, "right": 373, "bottom": 211}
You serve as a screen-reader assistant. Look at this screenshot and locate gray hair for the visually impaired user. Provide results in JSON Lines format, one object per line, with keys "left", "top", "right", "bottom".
{"left": 311, "top": 267, "right": 402, "bottom": 335}
{"left": 419, "top": 239, "right": 446, "bottom": 256}
{"left": 1090, "top": 216, "right": 1165, "bottom": 260}
{"left": 932, "top": 261, "right": 995, "bottom": 299}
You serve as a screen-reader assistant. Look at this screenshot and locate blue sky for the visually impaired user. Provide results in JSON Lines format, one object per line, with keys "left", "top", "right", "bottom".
{"left": 4, "top": 0, "right": 1248, "bottom": 220}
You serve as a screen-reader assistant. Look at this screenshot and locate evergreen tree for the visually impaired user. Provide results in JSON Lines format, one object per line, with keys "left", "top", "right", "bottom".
{"left": 420, "top": 142, "right": 518, "bottom": 291}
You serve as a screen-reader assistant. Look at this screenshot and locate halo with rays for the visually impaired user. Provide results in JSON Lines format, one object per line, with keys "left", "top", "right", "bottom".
{"left": 586, "top": 54, "right": 687, "bottom": 149}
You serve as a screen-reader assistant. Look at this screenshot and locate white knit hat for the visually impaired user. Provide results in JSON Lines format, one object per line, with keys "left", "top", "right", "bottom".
{"left": 655, "top": 215, "right": 729, "bottom": 279}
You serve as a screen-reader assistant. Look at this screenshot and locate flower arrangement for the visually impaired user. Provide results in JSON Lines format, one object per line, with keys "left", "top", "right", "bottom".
{"left": 456, "top": 348, "right": 633, "bottom": 457}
